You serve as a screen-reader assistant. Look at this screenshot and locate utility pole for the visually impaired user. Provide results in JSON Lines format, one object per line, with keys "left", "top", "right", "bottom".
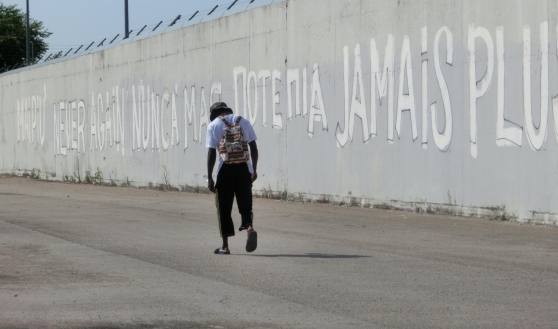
{"left": 26, "top": 0, "right": 30, "bottom": 65}
{"left": 124, "top": 0, "right": 129, "bottom": 39}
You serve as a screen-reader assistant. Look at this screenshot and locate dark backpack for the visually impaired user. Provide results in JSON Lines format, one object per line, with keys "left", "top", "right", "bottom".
{"left": 219, "top": 116, "right": 250, "bottom": 164}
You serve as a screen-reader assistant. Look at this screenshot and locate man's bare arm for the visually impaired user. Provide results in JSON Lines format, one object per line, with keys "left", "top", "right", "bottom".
{"left": 249, "top": 141, "right": 258, "bottom": 182}
{"left": 207, "top": 148, "right": 217, "bottom": 192}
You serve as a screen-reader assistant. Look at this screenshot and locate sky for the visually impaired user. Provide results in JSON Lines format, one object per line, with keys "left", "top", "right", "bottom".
{"left": 1, "top": 0, "right": 281, "bottom": 59}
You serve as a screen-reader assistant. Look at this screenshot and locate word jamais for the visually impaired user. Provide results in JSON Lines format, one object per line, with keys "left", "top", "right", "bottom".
{"left": 15, "top": 22, "right": 558, "bottom": 159}
{"left": 336, "top": 23, "right": 558, "bottom": 158}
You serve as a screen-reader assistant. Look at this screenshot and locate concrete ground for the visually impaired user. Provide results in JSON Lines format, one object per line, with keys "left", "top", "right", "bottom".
{"left": 1, "top": 177, "right": 557, "bottom": 329}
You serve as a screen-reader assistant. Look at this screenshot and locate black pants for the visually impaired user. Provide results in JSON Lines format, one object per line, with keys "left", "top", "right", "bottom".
{"left": 215, "top": 163, "right": 253, "bottom": 237}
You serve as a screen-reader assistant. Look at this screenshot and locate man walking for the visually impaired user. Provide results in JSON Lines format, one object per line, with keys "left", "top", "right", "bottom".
{"left": 206, "top": 102, "right": 259, "bottom": 254}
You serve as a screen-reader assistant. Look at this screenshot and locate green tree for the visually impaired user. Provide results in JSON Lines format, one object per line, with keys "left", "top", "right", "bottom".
{"left": 0, "top": 3, "right": 51, "bottom": 70}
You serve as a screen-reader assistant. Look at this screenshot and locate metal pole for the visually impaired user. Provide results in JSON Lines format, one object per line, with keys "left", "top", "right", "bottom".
{"left": 124, "top": 0, "right": 129, "bottom": 39}
{"left": 26, "top": 0, "right": 30, "bottom": 65}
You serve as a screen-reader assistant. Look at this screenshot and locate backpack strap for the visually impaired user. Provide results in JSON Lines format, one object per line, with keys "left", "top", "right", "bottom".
{"left": 221, "top": 117, "right": 231, "bottom": 126}
{"left": 234, "top": 116, "right": 243, "bottom": 125}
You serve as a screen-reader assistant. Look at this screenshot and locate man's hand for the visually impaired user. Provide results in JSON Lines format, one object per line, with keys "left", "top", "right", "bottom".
{"left": 208, "top": 178, "right": 216, "bottom": 193}
{"left": 251, "top": 171, "right": 258, "bottom": 183}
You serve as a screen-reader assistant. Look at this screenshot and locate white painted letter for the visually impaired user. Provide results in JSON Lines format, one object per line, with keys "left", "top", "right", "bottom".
{"left": 523, "top": 22, "right": 549, "bottom": 151}
{"left": 349, "top": 44, "right": 369, "bottom": 143}
{"left": 396, "top": 35, "right": 418, "bottom": 141}
{"left": 199, "top": 87, "right": 208, "bottom": 143}
{"left": 171, "top": 85, "right": 179, "bottom": 147}
{"left": 431, "top": 26, "right": 454, "bottom": 151}
{"left": 142, "top": 85, "right": 150, "bottom": 151}
{"left": 59, "top": 102, "right": 67, "bottom": 155}
{"left": 70, "top": 100, "right": 78, "bottom": 151}
{"left": 161, "top": 89, "right": 170, "bottom": 151}
{"left": 233, "top": 66, "right": 248, "bottom": 118}
{"left": 258, "top": 70, "right": 271, "bottom": 127}
{"left": 151, "top": 90, "right": 160, "bottom": 151}
{"left": 308, "top": 64, "right": 328, "bottom": 135}
{"left": 337, "top": 44, "right": 370, "bottom": 146}
{"left": 272, "top": 70, "right": 283, "bottom": 130}
{"left": 371, "top": 35, "right": 395, "bottom": 141}
{"left": 421, "top": 27, "right": 428, "bottom": 149}
{"left": 132, "top": 85, "right": 141, "bottom": 150}
{"left": 337, "top": 46, "right": 351, "bottom": 147}
{"left": 468, "top": 24, "right": 494, "bottom": 159}
{"left": 247, "top": 71, "right": 259, "bottom": 125}
{"left": 184, "top": 85, "right": 197, "bottom": 149}
{"left": 77, "top": 100, "right": 86, "bottom": 153}
{"left": 287, "top": 68, "right": 300, "bottom": 119}
{"left": 496, "top": 26, "right": 522, "bottom": 147}
{"left": 90, "top": 94, "right": 98, "bottom": 151}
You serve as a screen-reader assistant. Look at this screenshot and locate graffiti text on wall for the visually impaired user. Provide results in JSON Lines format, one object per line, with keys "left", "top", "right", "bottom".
{"left": 15, "top": 22, "right": 558, "bottom": 159}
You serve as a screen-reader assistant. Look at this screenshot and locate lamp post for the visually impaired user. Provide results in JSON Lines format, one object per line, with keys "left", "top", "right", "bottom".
{"left": 26, "top": 0, "right": 30, "bottom": 65}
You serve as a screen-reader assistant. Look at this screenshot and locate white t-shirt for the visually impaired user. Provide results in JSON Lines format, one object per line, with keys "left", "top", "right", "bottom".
{"left": 206, "top": 114, "right": 257, "bottom": 174}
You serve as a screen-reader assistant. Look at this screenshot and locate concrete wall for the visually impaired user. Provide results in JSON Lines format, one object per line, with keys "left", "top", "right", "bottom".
{"left": 2, "top": 0, "right": 558, "bottom": 225}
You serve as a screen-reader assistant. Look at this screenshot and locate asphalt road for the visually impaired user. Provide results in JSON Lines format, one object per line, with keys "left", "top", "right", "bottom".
{"left": 1, "top": 177, "right": 557, "bottom": 329}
